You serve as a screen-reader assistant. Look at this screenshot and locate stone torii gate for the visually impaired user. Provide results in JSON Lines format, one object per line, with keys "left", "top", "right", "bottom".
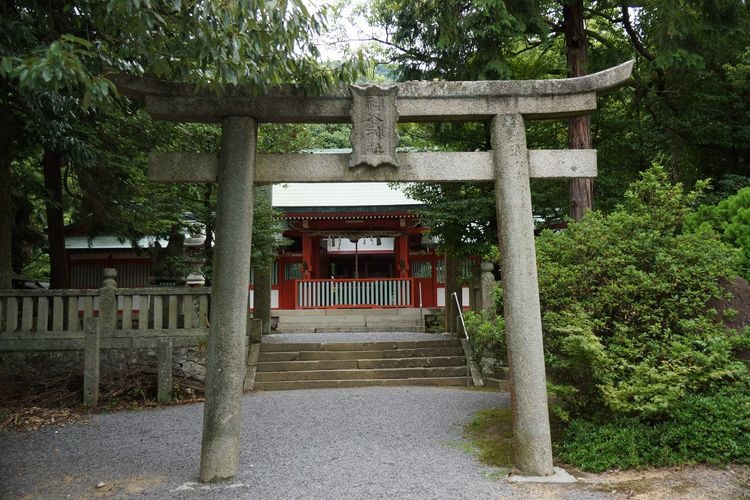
{"left": 115, "top": 60, "right": 633, "bottom": 482}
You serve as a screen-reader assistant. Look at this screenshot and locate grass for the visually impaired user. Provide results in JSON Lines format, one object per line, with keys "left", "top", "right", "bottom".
{"left": 464, "top": 407, "right": 514, "bottom": 469}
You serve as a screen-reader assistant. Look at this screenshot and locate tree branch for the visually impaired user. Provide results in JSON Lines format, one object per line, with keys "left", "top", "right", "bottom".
{"left": 511, "top": 40, "right": 544, "bottom": 57}
{"left": 585, "top": 7, "right": 622, "bottom": 25}
{"left": 367, "top": 36, "right": 440, "bottom": 64}
{"left": 584, "top": 29, "right": 617, "bottom": 49}
{"left": 620, "top": 4, "right": 655, "bottom": 62}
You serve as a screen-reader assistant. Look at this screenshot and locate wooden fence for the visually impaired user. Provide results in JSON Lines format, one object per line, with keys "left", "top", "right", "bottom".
{"left": 0, "top": 269, "right": 212, "bottom": 407}
{"left": 0, "top": 289, "right": 210, "bottom": 349}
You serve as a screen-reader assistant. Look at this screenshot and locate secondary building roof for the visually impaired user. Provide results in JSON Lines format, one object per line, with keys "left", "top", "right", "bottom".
{"left": 65, "top": 235, "right": 167, "bottom": 250}
{"left": 272, "top": 183, "right": 420, "bottom": 208}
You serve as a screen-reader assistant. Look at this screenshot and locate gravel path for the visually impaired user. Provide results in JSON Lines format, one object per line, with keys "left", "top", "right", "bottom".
{"left": 2, "top": 386, "right": 549, "bottom": 499}
{"left": 2, "top": 387, "right": 745, "bottom": 499}
{"left": 1, "top": 388, "right": 742, "bottom": 499}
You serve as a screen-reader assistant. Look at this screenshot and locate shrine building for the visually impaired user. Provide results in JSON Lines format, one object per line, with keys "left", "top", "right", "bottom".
{"left": 257, "top": 181, "right": 471, "bottom": 310}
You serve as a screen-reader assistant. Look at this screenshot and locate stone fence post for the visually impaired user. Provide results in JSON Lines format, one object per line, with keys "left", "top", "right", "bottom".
{"left": 83, "top": 268, "right": 118, "bottom": 408}
{"left": 480, "top": 261, "right": 498, "bottom": 316}
{"left": 100, "top": 268, "right": 117, "bottom": 335}
{"left": 83, "top": 317, "right": 100, "bottom": 408}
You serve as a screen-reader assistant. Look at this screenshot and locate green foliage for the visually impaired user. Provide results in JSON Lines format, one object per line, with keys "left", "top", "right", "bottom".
{"left": 537, "top": 165, "right": 745, "bottom": 419}
{"left": 258, "top": 124, "right": 317, "bottom": 154}
{"left": 250, "top": 191, "right": 289, "bottom": 273}
{"left": 556, "top": 389, "right": 750, "bottom": 472}
{"left": 626, "top": 0, "right": 750, "bottom": 185}
{"left": 535, "top": 165, "right": 750, "bottom": 468}
{"left": 400, "top": 182, "right": 497, "bottom": 257}
{"left": 2, "top": 0, "right": 365, "bottom": 105}
{"left": 687, "top": 187, "right": 750, "bottom": 279}
{"left": 305, "top": 124, "right": 352, "bottom": 150}
{"left": 556, "top": 417, "right": 678, "bottom": 472}
{"left": 463, "top": 311, "right": 506, "bottom": 364}
{"left": 369, "top": 0, "right": 547, "bottom": 81}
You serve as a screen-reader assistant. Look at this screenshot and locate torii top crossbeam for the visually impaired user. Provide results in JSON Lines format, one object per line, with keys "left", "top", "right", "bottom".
{"left": 113, "top": 60, "right": 633, "bottom": 123}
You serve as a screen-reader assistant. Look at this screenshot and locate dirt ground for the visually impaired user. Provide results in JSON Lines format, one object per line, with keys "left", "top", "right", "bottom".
{"left": 511, "top": 464, "right": 750, "bottom": 499}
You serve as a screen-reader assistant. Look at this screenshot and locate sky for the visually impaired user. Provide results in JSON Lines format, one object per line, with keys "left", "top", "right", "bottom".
{"left": 304, "top": 0, "right": 382, "bottom": 62}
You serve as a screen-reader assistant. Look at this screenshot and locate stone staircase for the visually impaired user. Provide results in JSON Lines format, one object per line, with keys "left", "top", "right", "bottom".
{"left": 273, "top": 308, "right": 438, "bottom": 333}
{"left": 254, "top": 339, "right": 469, "bottom": 390}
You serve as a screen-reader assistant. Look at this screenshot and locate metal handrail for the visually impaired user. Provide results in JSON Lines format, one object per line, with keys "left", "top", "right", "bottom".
{"left": 452, "top": 292, "right": 469, "bottom": 340}
{"left": 452, "top": 292, "right": 471, "bottom": 387}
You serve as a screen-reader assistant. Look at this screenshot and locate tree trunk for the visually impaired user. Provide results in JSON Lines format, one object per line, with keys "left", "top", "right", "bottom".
{"left": 43, "top": 148, "right": 69, "bottom": 288}
{"left": 444, "top": 253, "right": 461, "bottom": 334}
{"left": 203, "top": 185, "right": 214, "bottom": 286}
{"left": 564, "top": 0, "right": 593, "bottom": 220}
{"left": 0, "top": 107, "right": 13, "bottom": 288}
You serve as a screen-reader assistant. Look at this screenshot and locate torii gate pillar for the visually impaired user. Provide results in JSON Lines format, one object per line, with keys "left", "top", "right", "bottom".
{"left": 492, "top": 114, "right": 553, "bottom": 475}
{"left": 199, "top": 116, "right": 257, "bottom": 482}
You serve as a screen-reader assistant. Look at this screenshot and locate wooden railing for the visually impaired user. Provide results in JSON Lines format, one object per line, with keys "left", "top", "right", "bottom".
{"left": 115, "top": 288, "right": 210, "bottom": 333}
{"left": 0, "top": 288, "right": 211, "bottom": 348}
{"left": 0, "top": 270, "right": 213, "bottom": 407}
{"left": 0, "top": 289, "right": 99, "bottom": 336}
{"left": 295, "top": 278, "right": 414, "bottom": 309}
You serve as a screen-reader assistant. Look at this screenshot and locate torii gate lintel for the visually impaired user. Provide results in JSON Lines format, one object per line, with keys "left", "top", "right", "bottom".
{"left": 112, "top": 60, "right": 632, "bottom": 124}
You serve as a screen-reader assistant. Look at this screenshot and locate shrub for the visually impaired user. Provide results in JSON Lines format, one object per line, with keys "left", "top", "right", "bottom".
{"left": 686, "top": 186, "right": 750, "bottom": 280}
{"left": 463, "top": 310, "right": 505, "bottom": 363}
{"left": 555, "top": 418, "right": 677, "bottom": 472}
{"left": 556, "top": 389, "right": 750, "bottom": 471}
{"left": 537, "top": 165, "right": 746, "bottom": 418}
{"left": 534, "top": 165, "right": 750, "bottom": 469}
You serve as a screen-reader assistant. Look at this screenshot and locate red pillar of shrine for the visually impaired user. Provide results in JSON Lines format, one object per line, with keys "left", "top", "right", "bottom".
{"left": 311, "top": 236, "right": 321, "bottom": 278}
{"left": 302, "top": 233, "right": 312, "bottom": 279}
{"left": 398, "top": 234, "right": 410, "bottom": 278}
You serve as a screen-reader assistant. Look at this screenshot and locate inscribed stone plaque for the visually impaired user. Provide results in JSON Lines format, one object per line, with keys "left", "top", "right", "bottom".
{"left": 349, "top": 84, "right": 399, "bottom": 168}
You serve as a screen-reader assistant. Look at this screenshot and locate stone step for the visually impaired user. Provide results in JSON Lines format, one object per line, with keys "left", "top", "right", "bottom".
{"left": 253, "top": 338, "right": 471, "bottom": 391}
{"left": 260, "top": 340, "right": 461, "bottom": 352}
{"left": 255, "top": 366, "right": 468, "bottom": 382}
{"left": 279, "top": 317, "right": 367, "bottom": 326}
{"left": 357, "top": 356, "right": 465, "bottom": 370}
{"left": 273, "top": 311, "right": 427, "bottom": 334}
{"left": 259, "top": 346, "right": 465, "bottom": 362}
{"left": 279, "top": 317, "right": 424, "bottom": 324}
{"left": 275, "top": 308, "right": 437, "bottom": 318}
{"left": 275, "top": 326, "right": 426, "bottom": 333}
{"left": 257, "top": 356, "right": 466, "bottom": 372}
{"left": 254, "top": 377, "right": 469, "bottom": 391}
